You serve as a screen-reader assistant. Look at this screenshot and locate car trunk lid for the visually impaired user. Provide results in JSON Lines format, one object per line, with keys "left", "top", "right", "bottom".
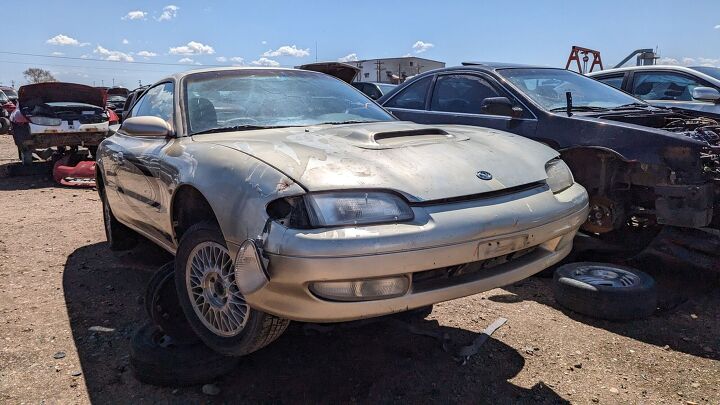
{"left": 18, "top": 82, "right": 106, "bottom": 110}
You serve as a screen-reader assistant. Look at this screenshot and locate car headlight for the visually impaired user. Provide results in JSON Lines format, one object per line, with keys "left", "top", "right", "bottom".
{"left": 545, "top": 159, "right": 574, "bottom": 193}
{"left": 305, "top": 191, "right": 414, "bottom": 227}
{"left": 29, "top": 116, "right": 62, "bottom": 126}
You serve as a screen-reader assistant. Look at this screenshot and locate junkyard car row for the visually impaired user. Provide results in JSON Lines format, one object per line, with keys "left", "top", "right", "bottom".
{"left": 6, "top": 61, "right": 720, "bottom": 359}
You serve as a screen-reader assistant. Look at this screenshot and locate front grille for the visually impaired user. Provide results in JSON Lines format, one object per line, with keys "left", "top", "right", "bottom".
{"left": 412, "top": 246, "right": 537, "bottom": 291}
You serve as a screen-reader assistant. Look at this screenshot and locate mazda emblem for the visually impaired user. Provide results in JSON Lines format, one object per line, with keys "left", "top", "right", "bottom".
{"left": 476, "top": 171, "right": 493, "bottom": 180}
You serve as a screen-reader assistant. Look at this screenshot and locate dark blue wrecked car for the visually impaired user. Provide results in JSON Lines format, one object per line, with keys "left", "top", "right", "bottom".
{"left": 380, "top": 63, "right": 720, "bottom": 271}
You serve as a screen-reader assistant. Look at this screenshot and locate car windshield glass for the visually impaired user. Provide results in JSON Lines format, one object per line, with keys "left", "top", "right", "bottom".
{"left": 499, "top": 68, "right": 643, "bottom": 111}
{"left": 3, "top": 89, "right": 17, "bottom": 98}
{"left": 0, "top": 91, "right": 8, "bottom": 103}
{"left": 108, "top": 96, "right": 126, "bottom": 102}
{"left": 690, "top": 66, "right": 720, "bottom": 81}
{"left": 184, "top": 69, "right": 394, "bottom": 134}
{"left": 376, "top": 83, "right": 396, "bottom": 94}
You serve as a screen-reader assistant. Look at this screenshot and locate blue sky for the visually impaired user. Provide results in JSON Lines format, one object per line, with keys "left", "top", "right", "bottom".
{"left": 2, "top": 0, "right": 720, "bottom": 88}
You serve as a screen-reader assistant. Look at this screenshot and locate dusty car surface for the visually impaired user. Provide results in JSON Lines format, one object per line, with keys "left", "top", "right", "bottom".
{"left": 11, "top": 82, "right": 110, "bottom": 164}
{"left": 96, "top": 67, "right": 589, "bottom": 356}
{"left": 380, "top": 63, "right": 720, "bottom": 270}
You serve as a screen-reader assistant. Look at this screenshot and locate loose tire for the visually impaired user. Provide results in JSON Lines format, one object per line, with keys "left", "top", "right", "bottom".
{"left": 174, "top": 221, "right": 289, "bottom": 356}
{"left": 145, "top": 262, "right": 200, "bottom": 345}
{"left": 100, "top": 188, "right": 137, "bottom": 251}
{"left": 553, "top": 262, "right": 657, "bottom": 321}
{"left": 129, "top": 323, "right": 239, "bottom": 387}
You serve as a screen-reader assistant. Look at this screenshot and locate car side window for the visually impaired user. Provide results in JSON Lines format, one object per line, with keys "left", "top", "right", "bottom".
{"left": 631, "top": 72, "right": 703, "bottom": 101}
{"left": 430, "top": 74, "right": 502, "bottom": 114}
{"left": 384, "top": 76, "right": 432, "bottom": 110}
{"left": 598, "top": 76, "right": 624, "bottom": 90}
{"left": 130, "top": 82, "right": 174, "bottom": 123}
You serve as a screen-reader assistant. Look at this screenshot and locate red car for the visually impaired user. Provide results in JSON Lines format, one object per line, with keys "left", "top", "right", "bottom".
{"left": 0, "top": 89, "right": 15, "bottom": 114}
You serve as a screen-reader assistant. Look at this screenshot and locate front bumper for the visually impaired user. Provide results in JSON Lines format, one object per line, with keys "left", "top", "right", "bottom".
{"left": 230, "top": 183, "right": 589, "bottom": 322}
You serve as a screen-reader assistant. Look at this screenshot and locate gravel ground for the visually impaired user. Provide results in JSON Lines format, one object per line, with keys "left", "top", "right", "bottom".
{"left": 0, "top": 133, "right": 718, "bottom": 404}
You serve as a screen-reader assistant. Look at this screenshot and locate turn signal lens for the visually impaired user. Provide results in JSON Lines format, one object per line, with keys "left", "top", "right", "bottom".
{"left": 310, "top": 276, "right": 410, "bottom": 301}
{"left": 234, "top": 239, "right": 269, "bottom": 295}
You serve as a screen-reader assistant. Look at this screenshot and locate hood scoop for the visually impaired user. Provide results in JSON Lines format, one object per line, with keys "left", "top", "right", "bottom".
{"left": 339, "top": 123, "right": 468, "bottom": 149}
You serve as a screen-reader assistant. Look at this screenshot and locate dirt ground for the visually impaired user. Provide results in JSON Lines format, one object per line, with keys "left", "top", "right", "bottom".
{"left": 0, "top": 133, "right": 718, "bottom": 404}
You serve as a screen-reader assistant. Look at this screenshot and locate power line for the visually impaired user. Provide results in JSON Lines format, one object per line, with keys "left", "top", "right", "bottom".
{"left": 0, "top": 59, "right": 177, "bottom": 73}
{"left": 0, "top": 50, "right": 228, "bottom": 67}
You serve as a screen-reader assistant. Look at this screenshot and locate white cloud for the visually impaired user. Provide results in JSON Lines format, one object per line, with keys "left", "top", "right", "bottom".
{"left": 261, "top": 40, "right": 267, "bottom": 45}
{"left": 412, "top": 40, "right": 434, "bottom": 54}
{"left": 230, "top": 56, "right": 244, "bottom": 64}
{"left": 51, "top": 51, "right": 64, "bottom": 56}
{"left": 122, "top": 10, "right": 147, "bottom": 20}
{"left": 251, "top": 57, "right": 280, "bottom": 67}
{"left": 216, "top": 56, "right": 227, "bottom": 62}
{"left": 137, "top": 50, "right": 157, "bottom": 58}
{"left": 80, "top": 54, "right": 90, "bottom": 59}
{"left": 715, "top": 24, "right": 720, "bottom": 29}
{"left": 156, "top": 5, "right": 179, "bottom": 21}
{"left": 658, "top": 56, "right": 720, "bottom": 67}
{"left": 262, "top": 45, "right": 310, "bottom": 58}
{"left": 178, "top": 57, "right": 195, "bottom": 64}
{"left": 94, "top": 45, "right": 134, "bottom": 62}
{"left": 169, "top": 41, "right": 215, "bottom": 55}
{"left": 46, "top": 34, "right": 88, "bottom": 47}
{"left": 122, "top": 39, "right": 129, "bottom": 45}
{"left": 338, "top": 53, "right": 359, "bottom": 63}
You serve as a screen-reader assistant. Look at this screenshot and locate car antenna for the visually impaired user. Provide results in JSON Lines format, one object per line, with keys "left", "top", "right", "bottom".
{"left": 565, "top": 91, "right": 573, "bottom": 117}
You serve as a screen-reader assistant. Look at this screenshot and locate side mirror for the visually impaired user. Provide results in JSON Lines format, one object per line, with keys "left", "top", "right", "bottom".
{"left": 120, "top": 116, "right": 172, "bottom": 137}
{"left": 481, "top": 97, "right": 523, "bottom": 118}
{"left": 691, "top": 86, "right": 720, "bottom": 103}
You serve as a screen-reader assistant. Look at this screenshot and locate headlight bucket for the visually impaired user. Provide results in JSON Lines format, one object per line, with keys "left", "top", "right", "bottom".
{"left": 545, "top": 159, "right": 574, "bottom": 193}
{"left": 304, "top": 191, "right": 414, "bottom": 227}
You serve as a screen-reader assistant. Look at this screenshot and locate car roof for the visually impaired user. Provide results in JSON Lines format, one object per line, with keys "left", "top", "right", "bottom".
{"left": 461, "top": 61, "right": 542, "bottom": 70}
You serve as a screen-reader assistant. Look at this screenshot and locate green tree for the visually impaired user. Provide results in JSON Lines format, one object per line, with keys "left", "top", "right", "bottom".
{"left": 23, "top": 68, "right": 57, "bottom": 84}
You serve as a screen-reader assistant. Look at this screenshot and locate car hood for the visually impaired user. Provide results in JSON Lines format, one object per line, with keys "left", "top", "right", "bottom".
{"left": 194, "top": 122, "right": 558, "bottom": 202}
{"left": 18, "top": 82, "right": 106, "bottom": 110}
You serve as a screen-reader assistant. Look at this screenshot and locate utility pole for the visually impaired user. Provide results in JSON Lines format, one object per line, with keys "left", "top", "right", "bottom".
{"left": 112, "top": 78, "right": 115, "bottom": 86}
{"left": 138, "top": 79, "right": 142, "bottom": 87}
{"left": 374, "top": 59, "right": 384, "bottom": 83}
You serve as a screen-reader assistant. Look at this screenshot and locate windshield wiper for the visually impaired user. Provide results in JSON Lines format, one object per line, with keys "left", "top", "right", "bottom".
{"left": 609, "top": 102, "right": 652, "bottom": 110}
{"left": 549, "top": 106, "right": 609, "bottom": 112}
{"left": 192, "top": 125, "right": 289, "bottom": 135}
{"left": 321, "top": 120, "right": 380, "bottom": 125}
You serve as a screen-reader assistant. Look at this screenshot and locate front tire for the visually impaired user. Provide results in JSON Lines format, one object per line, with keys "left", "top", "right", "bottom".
{"left": 100, "top": 188, "right": 137, "bottom": 251}
{"left": 174, "top": 221, "right": 289, "bottom": 356}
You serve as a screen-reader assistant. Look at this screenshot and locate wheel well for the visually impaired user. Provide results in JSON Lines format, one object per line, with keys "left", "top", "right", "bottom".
{"left": 95, "top": 166, "right": 105, "bottom": 196}
{"left": 171, "top": 185, "right": 219, "bottom": 242}
{"left": 560, "top": 147, "right": 630, "bottom": 196}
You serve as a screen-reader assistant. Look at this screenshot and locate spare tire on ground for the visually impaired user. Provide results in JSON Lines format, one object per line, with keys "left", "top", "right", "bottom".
{"left": 552, "top": 262, "right": 657, "bottom": 321}
{"left": 129, "top": 323, "right": 239, "bottom": 387}
{"left": 145, "top": 262, "right": 200, "bottom": 345}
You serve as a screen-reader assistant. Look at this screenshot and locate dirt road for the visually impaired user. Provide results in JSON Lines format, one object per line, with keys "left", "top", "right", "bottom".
{"left": 0, "top": 134, "right": 718, "bottom": 404}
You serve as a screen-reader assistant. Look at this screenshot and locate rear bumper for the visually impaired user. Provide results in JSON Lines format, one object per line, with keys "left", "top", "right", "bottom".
{"left": 26, "top": 132, "right": 107, "bottom": 148}
{"left": 231, "top": 183, "right": 589, "bottom": 322}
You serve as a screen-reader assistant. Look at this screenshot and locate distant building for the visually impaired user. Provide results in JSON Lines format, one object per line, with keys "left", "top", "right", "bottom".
{"left": 350, "top": 57, "right": 445, "bottom": 84}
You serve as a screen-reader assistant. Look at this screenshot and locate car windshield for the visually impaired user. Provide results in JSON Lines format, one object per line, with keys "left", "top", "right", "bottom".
{"left": 184, "top": 69, "right": 394, "bottom": 134}
{"left": 0, "top": 91, "right": 8, "bottom": 103}
{"left": 499, "top": 68, "right": 643, "bottom": 111}
{"left": 376, "top": 83, "right": 396, "bottom": 94}
{"left": 2, "top": 88, "right": 17, "bottom": 98}
{"left": 690, "top": 66, "right": 720, "bottom": 81}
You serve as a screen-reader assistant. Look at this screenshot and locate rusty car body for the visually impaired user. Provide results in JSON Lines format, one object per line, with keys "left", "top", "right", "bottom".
{"left": 380, "top": 63, "right": 720, "bottom": 271}
{"left": 95, "top": 67, "right": 589, "bottom": 355}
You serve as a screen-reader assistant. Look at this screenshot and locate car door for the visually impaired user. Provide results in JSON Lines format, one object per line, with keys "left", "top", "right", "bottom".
{"left": 423, "top": 72, "right": 537, "bottom": 136}
{"left": 113, "top": 82, "right": 176, "bottom": 243}
{"left": 627, "top": 70, "right": 720, "bottom": 115}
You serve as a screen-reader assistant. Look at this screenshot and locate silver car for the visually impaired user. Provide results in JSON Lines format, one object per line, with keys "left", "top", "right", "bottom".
{"left": 97, "top": 67, "right": 589, "bottom": 356}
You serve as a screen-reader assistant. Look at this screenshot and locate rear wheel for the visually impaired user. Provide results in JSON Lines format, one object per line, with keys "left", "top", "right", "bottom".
{"left": 174, "top": 221, "right": 289, "bottom": 356}
{"left": 20, "top": 148, "right": 33, "bottom": 165}
{"left": 100, "top": 188, "right": 137, "bottom": 251}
